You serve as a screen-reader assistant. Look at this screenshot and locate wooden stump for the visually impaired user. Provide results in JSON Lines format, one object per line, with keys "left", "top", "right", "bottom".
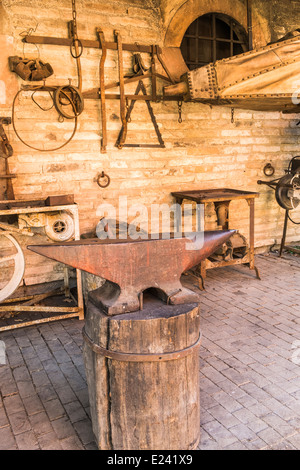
{"left": 83, "top": 298, "right": 201, "bottom": 450}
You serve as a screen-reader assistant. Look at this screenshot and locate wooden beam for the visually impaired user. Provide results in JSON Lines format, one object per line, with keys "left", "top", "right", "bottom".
{"left": 23, "top": 35, "right": 161, "bottom": 54}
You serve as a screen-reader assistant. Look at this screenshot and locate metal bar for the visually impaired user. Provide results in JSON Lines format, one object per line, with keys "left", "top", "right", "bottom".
{"left": 141, "top": 81, "right": 165, "bottom": 148}
{"left": 116, "top": 81, "right": 142, "bottom": 148}
{"left": 19, "top": 289, "right": 63, "bottom": 306}
{"left": 205, "top": 255, "right": 250, "bottom": 269}
{"left": 0, "top": 202, "right": 78, "bottom": 216}
{"left": 115, "top": 30, "right": 127, "bottom": 149}
{"left": 151, "top": 46, "right": 157, "bottom": 101}
{"left": 183, "top": 34, "right": 245, "bottom": 44}
{"left": 97, "top": 28, "right": 108, "bottom": 153}
{"left": 0, "top": 312, "right": 82, "bottom": 332}
{"left": 121, "top": 144, "right": 164, "bottom": 148}
{"left": 83, "top": 72, "right": 170, "bottom": 96}
{"left": 247, "top": 0, "right": 253, "bottom": 50}
{"left": 0, "top": 306, "right": 80, "bottom": 312}
{"left": 23, "top": 35, "right": 161, "bottom": 54}
{"left": 83, "top": 91, "right": 152, "bottom": 100}
{"left": 0, "top": 221, "right": 33, "bottom": 236}
{"left": 230, "top": 20, "right": 233, "bottom": 57}
{"left": 195, "top": 16, "right": 199, "bottom": 69}
{"left": 212, "top": 14, "right": 216, "bottom": 62}
{"left": 104, "top": 72, "right": 152, "bottom": 91}
{"left": 0, "top": 295, "right": 35, "bottom": 304}
{"left": 83, "top": 327, "right": 202, "bottom": 362}
{"left": 83, "top": 90, "right": 183, "bottom": 101}
{"left": 248, "top": 198, "right": 255, "bottom": 269}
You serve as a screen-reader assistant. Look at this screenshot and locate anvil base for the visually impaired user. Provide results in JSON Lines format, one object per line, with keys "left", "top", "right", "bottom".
{"left": 83, "top": 297, "right": 201, "bottom": 450}
{"left": 88, "top": 279, "right": 201, "bottom": 315}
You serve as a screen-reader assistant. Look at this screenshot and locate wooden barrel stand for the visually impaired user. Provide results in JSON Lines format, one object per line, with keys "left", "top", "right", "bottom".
{"left": 83, "top": 298, "right": 201, "bottom": 450}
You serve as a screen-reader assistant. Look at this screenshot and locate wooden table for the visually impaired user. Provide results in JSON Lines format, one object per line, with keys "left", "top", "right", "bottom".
{"left": 171, "top": 188, "right": 260, "bottom": 288}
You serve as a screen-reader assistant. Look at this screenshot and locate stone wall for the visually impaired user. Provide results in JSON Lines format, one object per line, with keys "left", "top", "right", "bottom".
{"left": 0, "top": 0, "right": 300, "bottom": 288}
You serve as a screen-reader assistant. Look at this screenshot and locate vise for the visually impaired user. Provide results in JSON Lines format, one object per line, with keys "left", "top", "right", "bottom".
{"left": 28, "top": 230, "right": 234, "bottom": 315}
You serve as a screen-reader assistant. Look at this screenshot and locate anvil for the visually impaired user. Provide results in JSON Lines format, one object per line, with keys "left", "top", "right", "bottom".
{"left": 28, "top": 230, "right": 234, "bottom": 315}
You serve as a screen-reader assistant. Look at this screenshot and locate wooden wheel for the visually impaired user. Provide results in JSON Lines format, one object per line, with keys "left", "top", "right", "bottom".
{"left": 0, "top": 233, "right": 25, "bottom": 302}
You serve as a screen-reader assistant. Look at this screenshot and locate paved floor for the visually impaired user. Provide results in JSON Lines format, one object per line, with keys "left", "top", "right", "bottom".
{"left": 0, "top": 253, "right": 300, "bottom": 450}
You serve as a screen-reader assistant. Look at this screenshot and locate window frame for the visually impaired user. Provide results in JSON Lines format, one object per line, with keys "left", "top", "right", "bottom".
{"left": 180, "top": 12, "right": 249, "bottom": 70}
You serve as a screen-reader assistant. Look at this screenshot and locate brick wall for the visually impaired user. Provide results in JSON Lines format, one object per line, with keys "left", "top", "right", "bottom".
{"left": 0, "top": 0, "right": 300, "bottom": 288}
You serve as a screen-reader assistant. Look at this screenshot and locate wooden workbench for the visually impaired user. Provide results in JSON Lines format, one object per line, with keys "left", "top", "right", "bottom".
{"left": 171, "top": 188, "right": 260, "bottom": 287}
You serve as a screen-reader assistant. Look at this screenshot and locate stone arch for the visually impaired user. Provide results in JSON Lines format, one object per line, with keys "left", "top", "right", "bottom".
{"left": 163, "top": 0, "right": 270, "bottom": 49}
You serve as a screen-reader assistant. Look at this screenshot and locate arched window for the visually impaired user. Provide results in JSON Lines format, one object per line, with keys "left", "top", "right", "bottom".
{"left": 180, "top": 13, "right": 249, "bottom": 70}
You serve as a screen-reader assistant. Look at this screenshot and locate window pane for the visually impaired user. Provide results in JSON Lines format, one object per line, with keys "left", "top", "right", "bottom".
{"left": 216, "top": 40, "right": 231, "bottom": 60}
{"left": 181, "top": 37, "right": 196, "bottom": 63}
{"left": 233, "top": 43, "right": 244, "bottom": 56}
{"left": 215, "top": 17, "right": 231, "bottom": 39}
{"left": 197, "top": 39, "right": 213, "bottom": 64}
{"left": 185, "top": 19, "right": 197, "bottom": 36}
{"left": 181, "top": 37, "right": 213, "bottom": 69}
{"left": 197, "top": 14, "right": 213, "bottom": 37}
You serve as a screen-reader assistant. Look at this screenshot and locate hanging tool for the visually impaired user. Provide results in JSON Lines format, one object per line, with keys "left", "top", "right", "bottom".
{"left": 0, "top": 118, "right": 15, "bottom": 200}
{"left": 97, "top": 28, "right": 108, "bottom": 153}
{"left": 12, "top": 86, "right": 79, "bottom": 152}
{"left": 68, "top": 0, "right": 83, "bottom": 92}
{"left": 116, "top": 80, "right": 165, "bottom": 149}
{"left": 115, "top": 31, "right": 127, "bottom": 147}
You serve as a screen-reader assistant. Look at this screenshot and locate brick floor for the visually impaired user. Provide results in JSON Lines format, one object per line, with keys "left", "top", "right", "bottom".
{"left": 0, "top": 253, "right": 300, "bottom": 450}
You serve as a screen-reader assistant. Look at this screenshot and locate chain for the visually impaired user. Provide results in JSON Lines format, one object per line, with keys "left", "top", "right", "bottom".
{"left": 70, "top": 0, "right": 83, "bottom": 68}
{"left": 231, "top": 107, "right": 235, "bottom": 123}
{"left": 72, "top": 0, "right": 78, "bottom": 36}
{"left": 178, "top": 100, "right": 183, "bottom": 124}
{"left": 125, "top": 98, "right": 131, "bottom": 123}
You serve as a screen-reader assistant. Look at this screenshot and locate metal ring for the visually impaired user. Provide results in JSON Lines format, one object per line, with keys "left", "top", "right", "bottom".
{"left": 53, "top": 85, "right": 84, "bottom": 119}
{"left": 70, "top": 37, "right": 83, "bottom": 59}
{"left": 82, "top": 327, "right": 202, "bottom": 362}
{"left": 96, "top": 171, "right": 110, "bottom": 188}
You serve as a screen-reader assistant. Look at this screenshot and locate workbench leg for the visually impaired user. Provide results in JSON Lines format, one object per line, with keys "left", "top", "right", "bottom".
{"left": 72, "top": 206, "right": 85, "bottom": 320}
{"left": 279, "top": 210, "right": 289, "bottom": 257}
{"left": 199, "top": 262, "right": 206, "bottom": 290}
{"left": 247, "top": 199, "right": 260, "bottom": 279}
{"left": 175, "top": 199, "right": 182, "bottom": 236}
{"left": 196, "top": 203, "right": 204, "bottom": 233}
